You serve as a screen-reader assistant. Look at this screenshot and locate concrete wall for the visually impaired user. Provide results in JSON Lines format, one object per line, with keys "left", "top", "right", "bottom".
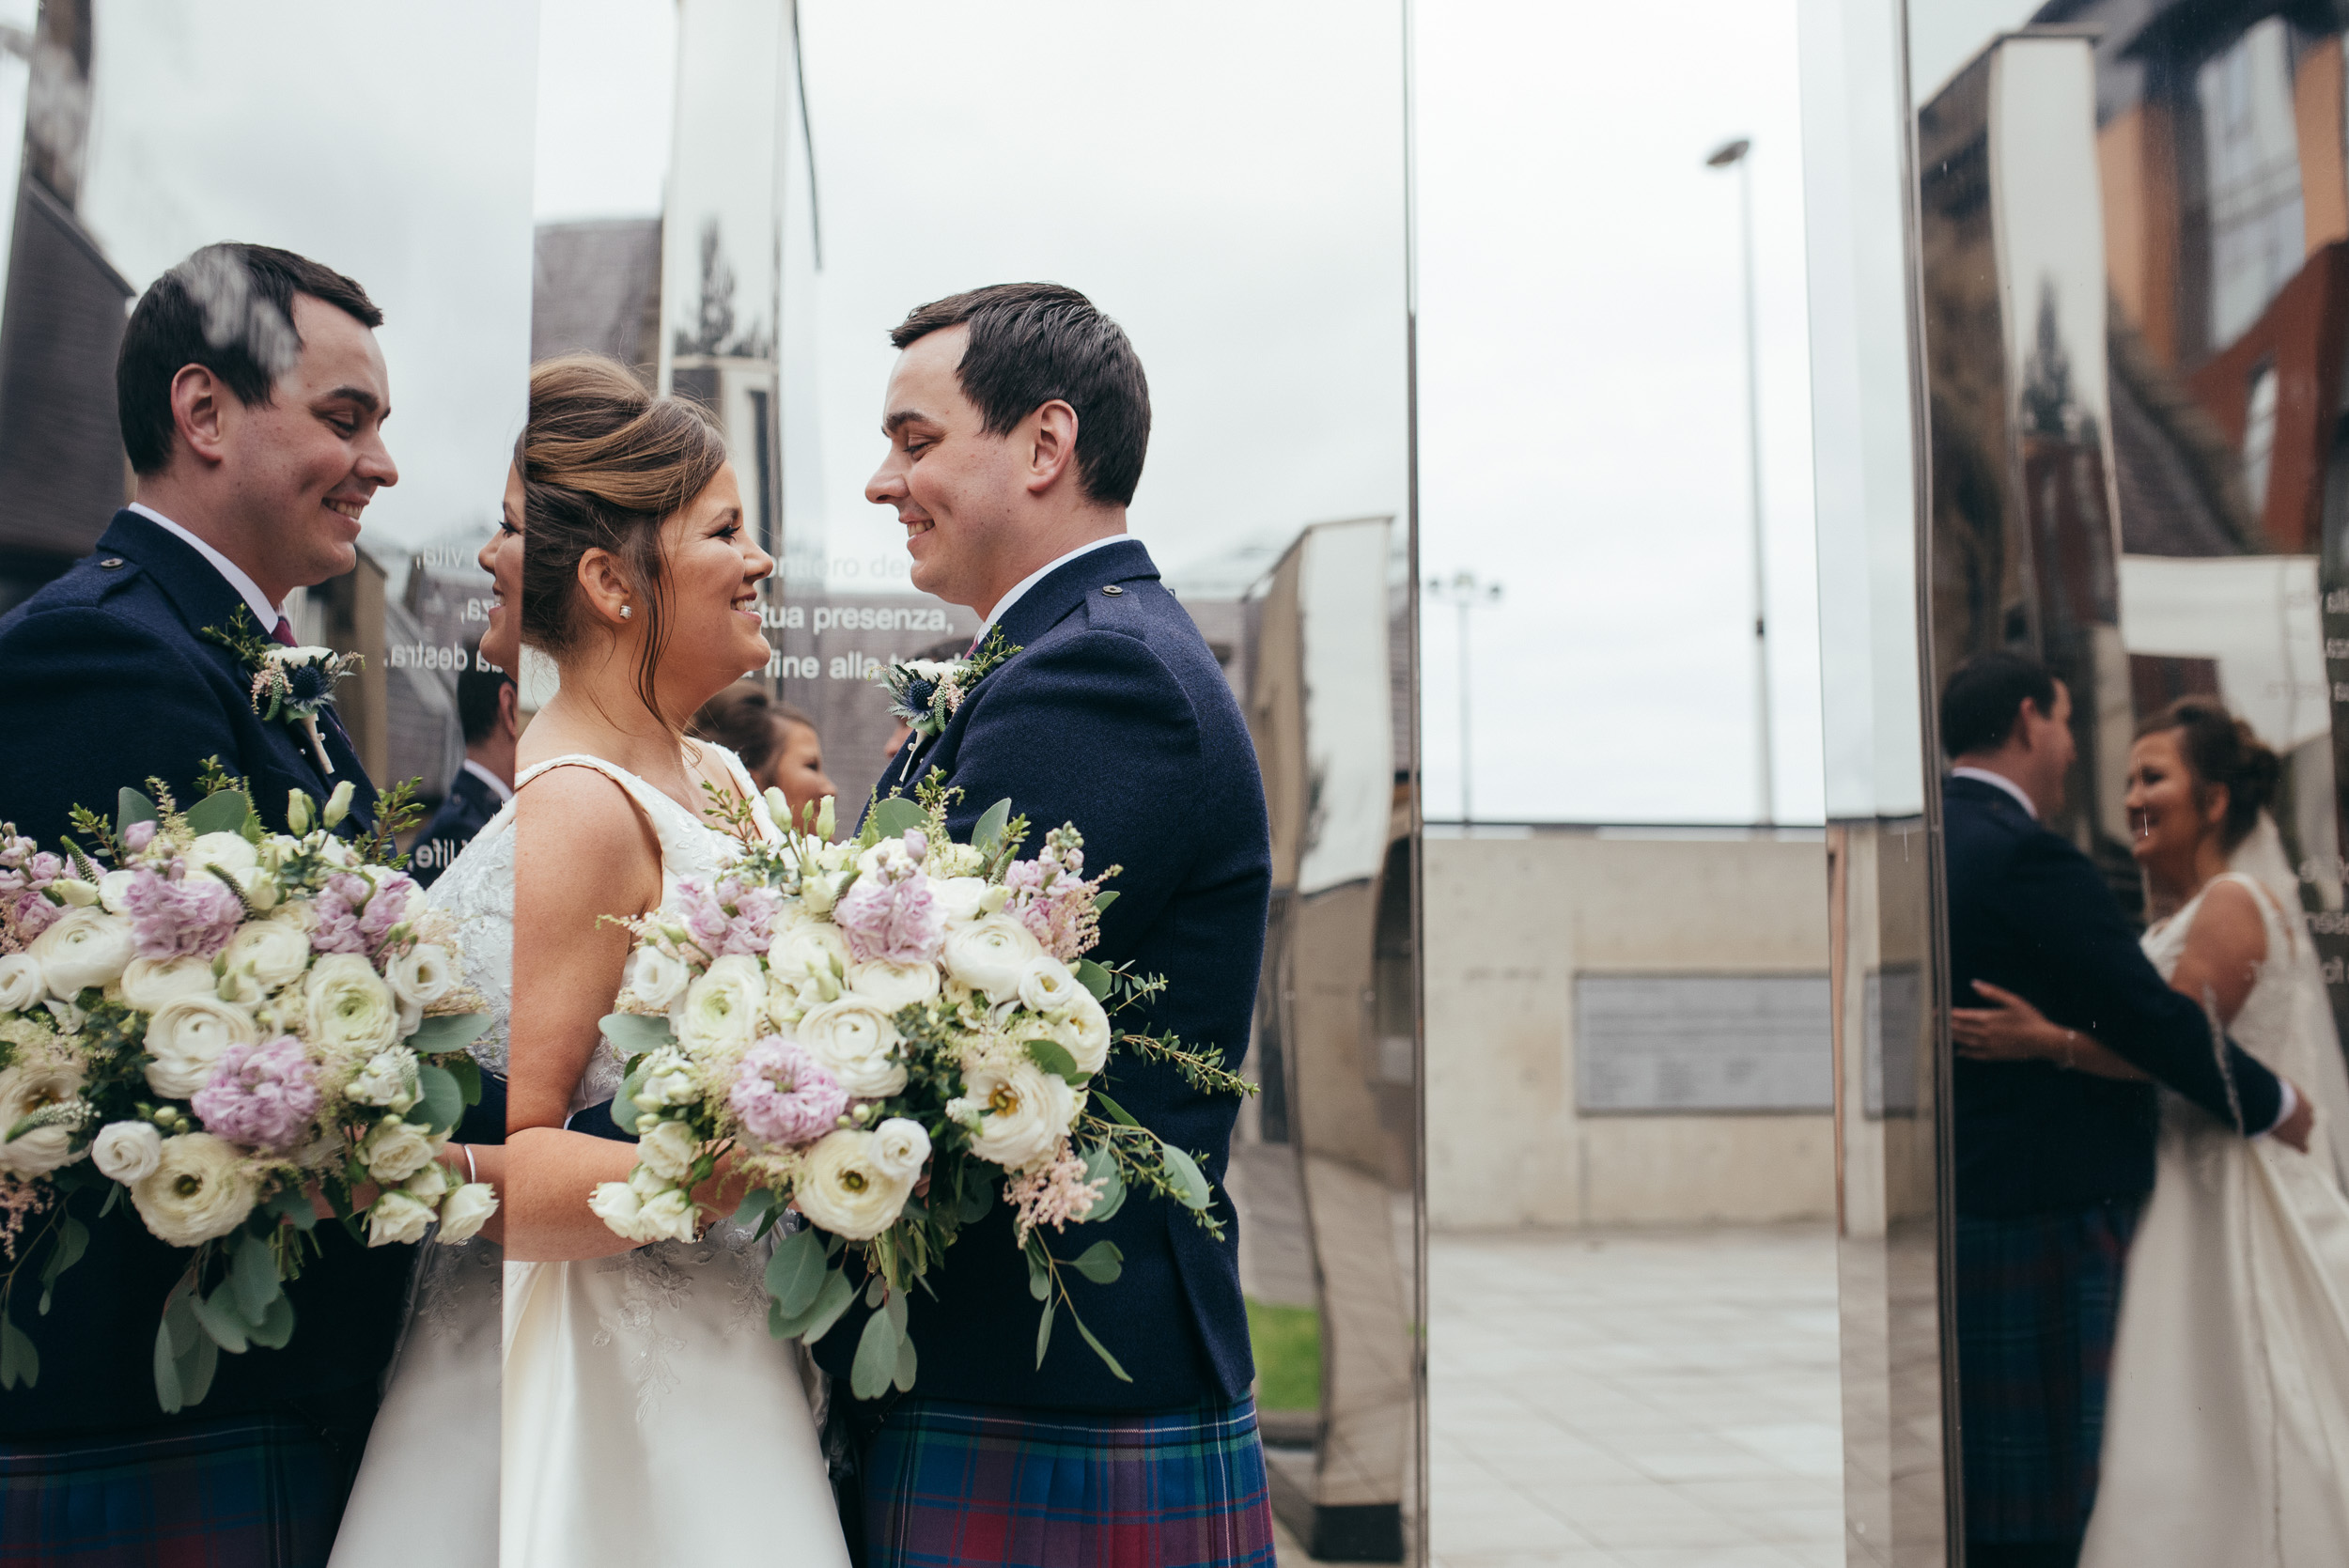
{"left": 1424, "top": 831, "right": 1836, "bottom": 1230}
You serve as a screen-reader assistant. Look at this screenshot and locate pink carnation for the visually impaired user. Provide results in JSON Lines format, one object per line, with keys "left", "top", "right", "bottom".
{"left": 192, "top": 1034, "right": 322, "bottom": 1151}
{"left": 123, "top": 867, "right": 245, "bottom": 960}
{"left": 730, "top": 1036, "right": 848, "bottom": 1147}
{"left": 832, "top": 865, "right": 943, "bottom": 966}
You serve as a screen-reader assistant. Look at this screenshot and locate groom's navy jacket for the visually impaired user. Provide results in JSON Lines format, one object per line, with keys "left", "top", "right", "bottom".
{"left": 818, "top": 538, "right": 1271, "bottom": 1413}
{"left": 0, "top": 511, "right": 412, "bottom": 1439}
{"left": 1946, "top": 773, "right": 2286, "bottom": 1217}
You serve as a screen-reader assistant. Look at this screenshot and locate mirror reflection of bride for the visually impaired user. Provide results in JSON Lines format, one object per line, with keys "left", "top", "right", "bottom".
{"left": 499, "top": 357, "right": 847, "bottom": 1567}
{"left": 1955, "top": 698, "right": 2349, "bottom": 1563}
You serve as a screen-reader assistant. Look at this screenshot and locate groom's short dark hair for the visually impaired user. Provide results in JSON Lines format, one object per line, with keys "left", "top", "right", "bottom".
{"left": 117, "top": 242, "right": 383, "bottom": 475}
{"left": 1940, "top": 649, "right": 2059, "bottom": 758}
{"left": 890, "top": 283, "right": 1150, "bottom": 506}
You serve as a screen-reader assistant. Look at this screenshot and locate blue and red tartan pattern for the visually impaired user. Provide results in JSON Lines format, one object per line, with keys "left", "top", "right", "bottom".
{"left": 1955, "top": 1197, "right": 2143, "bottom": 1548}
{"left": 0, "top": 1414, "right": 354, "bottom": 1568}
{"left": 863, "top": 1394, "right": 1279, "bottom": 1568}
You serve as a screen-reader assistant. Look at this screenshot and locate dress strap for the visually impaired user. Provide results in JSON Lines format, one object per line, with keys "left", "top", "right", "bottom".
{"left": 513, "top": 753, "right": 708, "bottom": 871}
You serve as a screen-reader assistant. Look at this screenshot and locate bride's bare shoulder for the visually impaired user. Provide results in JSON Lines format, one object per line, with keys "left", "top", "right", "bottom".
{"left": 515, "top": 763, "right": 661, "bottom": 875}
{"left": 2187, "top": 877, "right": 2271, "bottom": 967}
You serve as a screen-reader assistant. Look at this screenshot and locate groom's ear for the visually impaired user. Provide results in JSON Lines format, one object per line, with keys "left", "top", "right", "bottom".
{"left": 168, "top": 365, "right": 230, "bottom": 470}
{"left": 1024, "top": 399, "right": 1081, "bottom": 496}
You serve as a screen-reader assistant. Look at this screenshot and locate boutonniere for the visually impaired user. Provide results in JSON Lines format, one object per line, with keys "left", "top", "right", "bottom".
{"left": 202, "top": 606, "right": 362, "bottom": 776}
{"left": 879, "top": 629, "right": 1020, "bottom": 780}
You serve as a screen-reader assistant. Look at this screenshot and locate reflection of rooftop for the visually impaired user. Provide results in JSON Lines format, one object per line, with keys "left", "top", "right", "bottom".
{"left": 532, "top": 217, "right": 661, "bottom": 370}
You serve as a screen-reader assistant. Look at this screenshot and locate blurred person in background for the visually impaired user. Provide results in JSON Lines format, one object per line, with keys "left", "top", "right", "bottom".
{"left": 411, "top": 644, "right": 519, "bottom": 888}
{"left": 690, "top": 680, "right": 837, "bottom": 832}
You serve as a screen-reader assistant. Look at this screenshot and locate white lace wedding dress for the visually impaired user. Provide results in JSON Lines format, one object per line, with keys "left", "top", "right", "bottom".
{"left": 328, "top": 790, "right": 516, "bottom": 1568}
{"left": 499, "top": 753, "right": 847, "bottom": 1568}
{"left": 2079, "top": 854, "right": 2349, "bottom": 1565}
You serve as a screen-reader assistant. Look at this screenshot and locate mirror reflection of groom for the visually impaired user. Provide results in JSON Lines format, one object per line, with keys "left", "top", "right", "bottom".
{"left": 0, "top": 243, "right": 412, "bottom": 1564}
{"left": 1937, "top": 651, "right": 2313, "bottom": 1568}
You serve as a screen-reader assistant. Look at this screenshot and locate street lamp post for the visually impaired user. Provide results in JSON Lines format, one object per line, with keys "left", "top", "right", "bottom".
{"left": 1706, "top": 135, "right": 1774, "bottom": 826}
{"left": 1426, "top": 570, "right": 1502, "bottom": 825}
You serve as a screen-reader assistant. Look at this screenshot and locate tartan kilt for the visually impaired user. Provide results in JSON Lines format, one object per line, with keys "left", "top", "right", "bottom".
{"left": 0, "top": 1410, "right": 365, "bottom": 1568}
{"left": 1955, "top": 1197, "right": 2143, "bottom": 1545}
{"left": 863, "top": 1395, "right": 1277, "bottom": 1568}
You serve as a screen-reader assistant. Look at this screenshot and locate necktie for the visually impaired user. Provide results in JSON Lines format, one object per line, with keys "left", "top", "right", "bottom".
{"left": 271, "top": 616, "right": 297, "bottom": 648}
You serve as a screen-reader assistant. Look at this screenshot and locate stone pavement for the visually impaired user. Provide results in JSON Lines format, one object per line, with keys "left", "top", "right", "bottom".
{"left": 1293, "top": 1224, "right": 1842, "bottom": 1568}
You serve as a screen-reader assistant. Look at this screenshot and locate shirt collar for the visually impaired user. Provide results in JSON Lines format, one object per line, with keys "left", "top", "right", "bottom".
{"left": 461, "top": 758, "right": 515, "bottom": 803}
{"left": 127, "top": 503, "right": 285, "bottom": 630}
{"left": 1951, "top": 766, "right": 2039, "bottom": 821}
{"left": 977, "top": 534, "right": 1129, "bottom": 639}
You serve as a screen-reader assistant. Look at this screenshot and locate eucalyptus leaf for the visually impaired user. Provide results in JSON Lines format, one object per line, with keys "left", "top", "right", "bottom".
{"left": 176, "top": 1331, "right": 218, "bottom": 1406}
{"left": 849, "top": 1305, "right": 900, "bottom": 1401}
{"left": 411, "top": 1063, "right": 465, "bottom": 1137}
{"left": 1159, "top": 1141, "right": 1211, "bottom": 1210}
{"left": 867, "top": 797, "right": 929, "bottom": 840}
{"left": 1070, "top": 1240, "right": 1124, "bottom": 1285}
{"left": 598, "top": 1013, "right": 674, "bottom": 1056}
{"left": 99, "top": 1182, "right": 121, "bottom": 1218}
{"left": 232, "top": 1233, "right": 280, "bottom": 1321}
{"left": 406, "top": 1013, "right": 494, "bottom": 1055}
{"left": 1023, "top": 1037, "right": 1082, "bottom": 1083}
{"left": 1025, "top": 1246, "right": 1050, "bottom": 1302}
{"left": 162, "top": 1280, "right": 199, "bottom": 1358}
{"left": 1080, "top": 1146, "right": 1126, "bottom": 1225}
{"left": 153, "top": 1319, "right": 183, "bottom": 1413}
{"left": 1091, "top": 890, "right": 1118, "bottom": 914}
{"left": 1034, "top": 1297, "right": 1056, "bottom": 1367}
{"left": 116, "top": 788, "right": 160, "bottom": 834}
{"left": 264, "top": 1187, "right": 319, "bottom": 1232}
{"left": 186, "top": 788, "right": 254, "bottom": 838}
{"left": 731, "top": 1188, "right": 776, "bottom": 1231}
{"left": 863, "top": 1273, "right": 886, "bottom": 1309}
{"left": 190, "top": 1287, "right": 250, "bottom": 1354}
{"left": 1091, "top": 1091, "right": 1142, "bottom": 1128}
{"left": 957, "top": 1176, "right": 996, "bottom": 1223}
{"left": 893, "top": 1330, "right": 918, "bottom": 1392}
{"left": 883, "top": 1284, "right": 909, "bottom": 1336}
{"left": 245, "top": 1292, "right": 295, "bottom": 1350}
{"left": 0, "top": 1314, "right": 38, "bottom": 1390}
{"left": 1075, "top": 959, "right": 1112, "bottom": 1001}
{"left": 786, "top": 1268, "right": 857, "bottom": 1345}
{"left": 765, "top": 1227, "right": 827, "bottom": 1319}
{"left": 1071, "top": 1307, "right": 1132, "bottom": 1383}
{"left": 37, "top": 1214, "right": 88, "bottom": 1314}
{"left": 972, "top": 798, "right": 1013, "bottom": 857}
{"left": 443, "top": 1051, "right": 484, "bottom": 1107}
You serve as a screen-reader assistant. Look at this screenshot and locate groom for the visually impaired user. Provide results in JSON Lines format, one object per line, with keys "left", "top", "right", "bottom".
{"left": 825, "top": 283, "right": 1277, "bottom": 1563}
{"left": 0, "top": 243, "right": 414, "bottom": 1564}
{"left": 1939, "top": 650, "right": 2312, "bottom": 1568}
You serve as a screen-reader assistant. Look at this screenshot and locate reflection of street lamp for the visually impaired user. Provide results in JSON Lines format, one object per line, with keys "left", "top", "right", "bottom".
{"left": 1706, "top": 135, "right": 1774, "bottom": 825}
{"left": 1426, "top": 571, "right": 1503, "bottom": 824}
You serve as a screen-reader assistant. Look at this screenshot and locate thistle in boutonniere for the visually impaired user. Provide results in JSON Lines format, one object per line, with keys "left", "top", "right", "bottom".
{"left": 879, "top": 629, "right": 1020, "bottom": 770}
{"left": 202, "top": 607, "right": 361, "bottom": 777}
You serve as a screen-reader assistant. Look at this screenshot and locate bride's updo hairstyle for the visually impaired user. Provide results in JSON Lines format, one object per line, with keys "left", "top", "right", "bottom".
{"left": 2139, "top": 696, "right": 2279, "bottom": 851}
{"left": 519, "top": 353, "right": 729, "bottom": 722}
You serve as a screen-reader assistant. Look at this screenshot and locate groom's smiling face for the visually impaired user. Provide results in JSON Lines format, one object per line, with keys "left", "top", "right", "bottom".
{"left": 868, "top": 325, "right": 1022, "bottom": 612}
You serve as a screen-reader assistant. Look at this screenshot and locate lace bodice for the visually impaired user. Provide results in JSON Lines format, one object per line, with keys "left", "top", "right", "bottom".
{"left": 516, "top": 749, "right": 777, "bottom": 1115}
{"left": 424, "top": 799, "right": 517, "bottom": 1077}
{"left": 2143, "top": 870, "right": 2311, "bottom": 1082}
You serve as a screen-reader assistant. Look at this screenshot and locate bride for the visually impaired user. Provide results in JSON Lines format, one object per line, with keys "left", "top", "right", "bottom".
{"left": 1954, "top": 697, "right": 2349, "bottom": 1563}
{"left": 499, "top": 354, "right": 846, "bottom": 1567}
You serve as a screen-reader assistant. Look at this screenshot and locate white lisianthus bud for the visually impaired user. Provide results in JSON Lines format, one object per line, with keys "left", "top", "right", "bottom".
{"left": 435, "top": 1181, "right": 497, "bottom": 1244}
{"left": 130, "top": 1132, "right": 256, "bottom": 1247}
{"left": 798, "top": 998, "right": 908, "bottom": 1097}
{"left": 346, "top": 1046, "right": 421, "bottom": 1112}
{"left": 305, "top": 954, "right": 402, "bottom": 1057}
{"left": 286, "top": 791, "right": 314, "bottom": 836}
{"left": 222, "top": 918, "right": 312, "bottom": 993}
{"left": 794, "top": 1129, "right": 915, "bottom": 1240}
{"left": 91, "top": 1120, "right": 164, "bottom": 1183}
{"left": 940, "top": 915, "right": 1045, "bottom": 1001}
{"left": 366, "top": 1189, "right": 435, "bottom": 1247}
{"left": 29, "top": 908, "right": 134, "bottom": 998}
{"left": 588, "top": 1180, "right": 644, "bottom": 1237}
{"left": 801, "top": 872, "right": 841, "bottom": 917}
{"left": 817, "top": 796, "right": 836, "bottom": 844}
{"left": 631, "top": 1047, "right": 700, "bottom": 1111}
{"left": 360, "top": 1115, "right": 437, "bottom": 1183}
{"left": 0, "top": 953, "right": 45, "bottom": 1013}
{"left": 322, "top": 781, "right": 356, "bottom": 830}
{"left": 0, "top": 1063, "right": 89, "bottom": 1177}
{"left": 674, "top": 955, "right": 765, "bottom": 1052}
{"left": 763, "top": 785, "right": 794, "bottom": 830}
{"left": 1017, "top": 955, "right": 1081, "bottom": 1015}
{"left": 637, "top": 1117, "right": 700, "bottom": 1183}
{"left": 621, "top": 946, "right": 692, "bottom": 1013}
{"left": 400, "top": 1158, "right": 450, "bottom": 1204}
{"left": 117, "top": 956, "right": 217, "bottom": 1013}
{"left": 142, "top": 995, "right": 259, "bottom": 1098}
{"left": 870, "top": 1117, "right": 931, "bottom": 1183}
{"left": 51, "top": 878, "right": 100, "bottom": 908}
{"left": 629, "top": 1187, "right": 699, "bottom": 1245}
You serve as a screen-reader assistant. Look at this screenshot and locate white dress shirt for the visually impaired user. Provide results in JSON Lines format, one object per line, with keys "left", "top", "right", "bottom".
{"left": 127, "top": 502, "right": 286, "bottom": 629}
{"left": 460, "top": 758, "right": 515, "bottom": 804}
{"left": 976, "top": 534, "right": 1130, "bottom": 642}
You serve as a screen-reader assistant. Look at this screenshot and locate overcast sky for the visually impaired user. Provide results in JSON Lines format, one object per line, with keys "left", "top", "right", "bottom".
{"left": 71, "top": 0, "right": 2030, "bottom": 828}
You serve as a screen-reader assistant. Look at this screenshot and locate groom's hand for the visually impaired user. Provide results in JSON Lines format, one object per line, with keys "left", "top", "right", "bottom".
{"left": 2272, "top": 1079, "right": 2315, "bottom": 1153}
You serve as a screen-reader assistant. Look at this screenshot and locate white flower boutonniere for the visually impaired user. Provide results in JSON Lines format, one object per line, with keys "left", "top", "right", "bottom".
{"left": 202, "top": 607, "right": 362, "bottom": 775}
{"left": 878, "top": 629, "right": 1021, "bottom": 784}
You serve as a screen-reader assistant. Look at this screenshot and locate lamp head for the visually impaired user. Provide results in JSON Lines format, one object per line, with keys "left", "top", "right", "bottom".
{"left": 1706, "top": 137, "right": 1751, "bottom": 168}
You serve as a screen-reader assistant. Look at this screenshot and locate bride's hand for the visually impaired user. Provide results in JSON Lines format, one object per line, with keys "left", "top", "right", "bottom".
{"left": 1951, "top": 979, "right": 2069, "bottom": 1063}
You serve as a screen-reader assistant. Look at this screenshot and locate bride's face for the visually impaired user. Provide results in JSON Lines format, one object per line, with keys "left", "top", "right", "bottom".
{"left": 478, "top": 462, "right": 524, "bottom": 675}
{"left": 657, "top": 462, "right": 773, "bottom": 699}
{"left": 2125, "top": 729, "right": 2225, "bottom": 868}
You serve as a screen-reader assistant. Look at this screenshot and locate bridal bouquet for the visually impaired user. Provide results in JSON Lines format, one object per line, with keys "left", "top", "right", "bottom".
{"left": 590, "top": 779, "right": 1250, "bottom": 1399}
{"left": 0, "top": 774, "right": 497, "bottom": 1410}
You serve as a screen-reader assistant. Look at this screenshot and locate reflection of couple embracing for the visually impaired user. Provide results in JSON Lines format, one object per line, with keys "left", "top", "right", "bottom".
{"left": 1941, "top": 651, "right": 2349, "bottom": 1568}
{"left": 0, "top": 241, "right": 1280, "bottom": 1568}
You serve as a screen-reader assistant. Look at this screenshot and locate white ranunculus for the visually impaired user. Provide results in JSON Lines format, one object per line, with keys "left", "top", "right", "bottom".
{"left": 622, "top": 946, "right": 691, "bottom": 1013}
{"left": 142, "top": 995, "right": 259, "bottom": 1098}
{"left": 118, "top": 956, "right": 217, "bottom": 1013}
{"left": 187, "top": 831, "right": 259, "bottom": 889}
{"left": 366, "top": 1189, "right": 435, "bottom": 1247}
{"left": 797, "top": 998, "right": 907, "bottom": 1097}
{"left": 795, "top": 1130, "right": 914, "bottom": 1240}
{"left": 846, "top": 959, "right": 940, "bottom": 1015}
{"left": 0, "top": 1063, "right": 88, "bottom": 1177}
{"left": 98, "top": 868, "right": 139, "bottom": 915}
{"left": 870, "top": 1117, "right": 931, "bottom": 1183}
{"left": 1055, "top": 988, "right": 1113, "bottom": 1076}
{"left": 29, "top": 908, "right": 133, "bottom": 999}
{"left": 305, "top": 954, "right": 402, "bottom": 1057}
{"left": 675, "top": 955, "right": 765, "bottom": 1052}
{"left": 222, "top": 918, "right": 312, "bottom": 992}
{"left": 931, "top": 876, "right": 991, "bottom": 925}
{"left": 767, "top": 914, "right": 850, "bottom": 984}
{"left": 346, "top": 1046, "right": 421, "bottom": 1112}
{"left": 435, "top": 1181, "right": 497, "bottom": 1244}
{"left": 637, "top": 1117, "right": 700, "bottom": 1183}
{"left": 0, "top": 953, "right": 44, "bottom": 1012}
{"left": 130, "top": 1132, "right": 256, "bottom": 1247}
{"left": 941, "top": 915, "right": 1044, "bottom": 1001}
{"left": 92, "top": 1119, "right": 164, "bottom": 1183}
{"left": 632, "top": 1047, "right": 700, "bottom": 1111}
{"left": 360, "top": 1115, "right": 437, "bottom": 1184}
{"left": 1017, "top": 955, "right": 1082, "bottom": 1015}
{"left": 954, "top": 1061, "right": 1078, "bottom": 1172}
{"left": 385, "top": 943, "right": 455, "bottom": 1012}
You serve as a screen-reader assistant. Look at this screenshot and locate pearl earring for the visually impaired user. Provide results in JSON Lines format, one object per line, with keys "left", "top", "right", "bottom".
{"left": 619, "top": 604, "right": 633, "bottom": 620}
